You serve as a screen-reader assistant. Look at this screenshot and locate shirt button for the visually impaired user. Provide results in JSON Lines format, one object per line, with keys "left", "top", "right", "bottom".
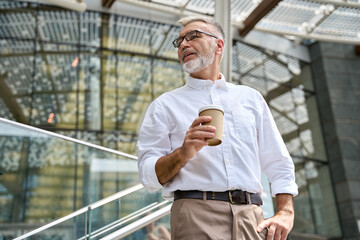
{"left": 227, "top": 159, "right": 231, "bottom": 164}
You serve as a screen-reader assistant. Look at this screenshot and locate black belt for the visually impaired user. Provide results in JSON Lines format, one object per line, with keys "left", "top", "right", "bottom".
{"left": 174, "top": 190, "right": 262, "bottom": 206}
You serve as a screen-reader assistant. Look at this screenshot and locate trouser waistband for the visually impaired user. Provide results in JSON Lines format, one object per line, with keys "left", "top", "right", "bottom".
{"left": 174, "top": 190, "right": 263, "bottom": 205}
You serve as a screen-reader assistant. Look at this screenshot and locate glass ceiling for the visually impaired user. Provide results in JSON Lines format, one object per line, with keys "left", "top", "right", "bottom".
{"left": 117, "top": 0, "right": 360, "bottom": 44}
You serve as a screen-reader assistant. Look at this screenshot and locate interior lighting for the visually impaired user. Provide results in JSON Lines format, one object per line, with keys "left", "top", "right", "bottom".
{"left": 298, "top": 22, "right": 314, "bottom": 34}
{"left": 72, "top": 56, "right": 79, "bottom": 68}
{"left": 287, "top": 62, "right": 301, "bottom": 76}
{"left": 47, "top": 113, "right": 55, "bottom": 123}
{"left": 315, "top": 5, "right": 335, "bottom": 16}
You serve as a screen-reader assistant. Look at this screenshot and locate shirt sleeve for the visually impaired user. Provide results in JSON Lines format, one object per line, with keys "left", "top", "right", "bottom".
{"left": 137, "top": 101, "right": 171, "bottom": 191}
{"left": 256, "top": 93, "right": 299, "bottom": 197}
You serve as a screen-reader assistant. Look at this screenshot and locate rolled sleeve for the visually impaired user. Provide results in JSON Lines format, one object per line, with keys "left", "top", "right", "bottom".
{"left": 138, "top": 156, "right": 163, "bottom": 191}
{"left": 271, "top": 177, "right": 299, "bottom": 197}
{"left": 137, "top": 101, "right": 171, "bottom": 191}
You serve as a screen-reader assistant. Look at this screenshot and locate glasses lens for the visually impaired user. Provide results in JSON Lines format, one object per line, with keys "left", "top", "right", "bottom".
{"left": 186, "top": 31, "right": 198, "bottom": 41}
{"left": 172, "top": 30, "right": 201, "bottom": 48}
{"left": 173, "top": 37, "right": 182, "bottom": 48}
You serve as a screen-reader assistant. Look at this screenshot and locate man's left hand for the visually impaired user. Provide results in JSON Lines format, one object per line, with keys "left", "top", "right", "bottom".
{"left": 256, "top": 193, "right": 294, "bottom": 240}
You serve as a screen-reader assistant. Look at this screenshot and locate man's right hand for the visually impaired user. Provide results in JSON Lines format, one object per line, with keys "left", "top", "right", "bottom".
{"left": 155, "top": 116, "right": 216, "bottom": 185}
{"left": 179, "top": 116, "right": 216, "bottom": 160}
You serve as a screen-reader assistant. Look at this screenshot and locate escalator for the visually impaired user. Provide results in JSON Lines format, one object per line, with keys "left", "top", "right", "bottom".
{"left": 0, "top": 117, "right": 171, "bottom": 239}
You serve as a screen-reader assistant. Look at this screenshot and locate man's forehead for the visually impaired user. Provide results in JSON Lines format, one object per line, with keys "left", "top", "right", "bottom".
{"left": 179, "top": 21, "right": 212, "bottom": 36}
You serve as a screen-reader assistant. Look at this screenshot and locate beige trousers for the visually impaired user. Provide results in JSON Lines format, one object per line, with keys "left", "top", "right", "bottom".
{"left": 170, "top": 198, "right": 267, "bottom": 240}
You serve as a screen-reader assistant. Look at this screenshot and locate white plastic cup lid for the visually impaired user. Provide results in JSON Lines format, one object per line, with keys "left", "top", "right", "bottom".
{"left": 198, "top": 105, "right": 224, "bottom": 115}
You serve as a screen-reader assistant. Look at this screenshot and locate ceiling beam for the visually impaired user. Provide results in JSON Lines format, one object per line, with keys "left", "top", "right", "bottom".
{"left": 0, "top": 73, "right": 28, "bottom": 124}
{"left": 282, "top": 121, "right": 309, "bottom": 143}
{"left": 238, "top": 0, "right": 282, "bottom": 37}
{"left": 102, "top": 0, "right": 116, "bottom": 8}
{"left": 267, "top": 76, "right": 301, "bottom": 101}
{"left": 270, "top": 104, "right": 298, "bottom": 126}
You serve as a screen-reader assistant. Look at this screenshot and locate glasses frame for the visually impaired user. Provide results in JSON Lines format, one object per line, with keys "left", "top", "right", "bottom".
{"left": 172, "top": 30, "right": 218, "bottom": 48}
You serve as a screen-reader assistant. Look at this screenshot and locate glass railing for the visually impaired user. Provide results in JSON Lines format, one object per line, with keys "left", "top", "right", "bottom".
{"left": 0, "top": 117, "right": 171, "bottom": 239}
{"left": 12, "top": 184, "right": 172, "bottom": 240}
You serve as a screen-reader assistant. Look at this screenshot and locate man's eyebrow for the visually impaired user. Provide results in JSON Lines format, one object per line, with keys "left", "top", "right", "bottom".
{"left": 178, "top": 30, "right": 194, "bottom": 37}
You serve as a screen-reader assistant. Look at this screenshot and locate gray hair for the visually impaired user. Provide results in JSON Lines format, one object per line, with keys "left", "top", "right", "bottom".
{"left": 178, "top": 16, "right": 225, "bottom": 43}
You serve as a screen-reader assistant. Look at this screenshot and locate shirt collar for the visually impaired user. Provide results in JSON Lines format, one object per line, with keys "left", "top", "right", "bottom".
{"left": 186, "top": 73, "right": 229, "bottom": 91}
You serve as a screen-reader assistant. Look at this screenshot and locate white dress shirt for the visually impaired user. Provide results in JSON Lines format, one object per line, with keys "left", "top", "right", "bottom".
{"left": 137, "top": 74, "right": 298, "bottom": 200}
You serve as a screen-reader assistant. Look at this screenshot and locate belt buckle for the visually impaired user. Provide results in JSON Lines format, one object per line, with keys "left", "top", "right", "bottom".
{"left": 228, "top": 190, "right": 248, "bottom": 204}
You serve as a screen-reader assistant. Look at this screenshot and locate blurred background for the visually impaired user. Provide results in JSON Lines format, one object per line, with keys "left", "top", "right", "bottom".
{"left": 0, "top": 0, "right": 359, "bottom": 239}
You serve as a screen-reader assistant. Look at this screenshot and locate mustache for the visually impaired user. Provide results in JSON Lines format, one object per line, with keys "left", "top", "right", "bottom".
{"left": 181, "top": 49, "right": 198, "bottom": 61}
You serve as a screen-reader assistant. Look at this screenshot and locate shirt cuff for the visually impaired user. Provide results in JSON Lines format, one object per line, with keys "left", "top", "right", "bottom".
{"left": 270, "top": 179, "right": 299, "bottom": 197}
{"left": 139, "top": 156, "right": 164, "bottom": 191}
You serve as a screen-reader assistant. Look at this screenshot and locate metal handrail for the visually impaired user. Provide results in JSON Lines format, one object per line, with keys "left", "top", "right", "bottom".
{"left": 100, "top": 203, "right": 172, "bottom": 240}
{"left": 81, "top": 201, "right": 170, "bottom": 240}
{"left": 13, "top": 184, "right": 144, "bottom": 240}
{"left": 0, "top": 117, "right": 137, "bottom": 160}
{"left": 77, "top": 202, "right": 159, "bottom": 240}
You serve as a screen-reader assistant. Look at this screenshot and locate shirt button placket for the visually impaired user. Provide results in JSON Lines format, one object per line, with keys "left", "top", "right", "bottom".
{"left": 211, "top": 85, "right": 220, "bottom": 105}
{"left": 217, "top": 87, "right": 234, "bottom": 189}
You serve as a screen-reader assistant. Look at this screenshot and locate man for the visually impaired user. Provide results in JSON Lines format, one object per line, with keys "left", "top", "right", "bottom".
{"left": 137, "top": 16, "right": 298, "bottom": 240}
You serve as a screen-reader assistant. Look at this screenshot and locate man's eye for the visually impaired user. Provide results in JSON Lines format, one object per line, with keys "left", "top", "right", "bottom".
{"left": 187, "top": 34, "right": 197, "bottom": 40}
{"left": 176, "top": 38, "right": 182, "bottom": 45}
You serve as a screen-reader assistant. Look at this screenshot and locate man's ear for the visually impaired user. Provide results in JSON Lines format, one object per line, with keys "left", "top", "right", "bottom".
{"left": 215, "top": 38, "right": 225, "bottom": 56}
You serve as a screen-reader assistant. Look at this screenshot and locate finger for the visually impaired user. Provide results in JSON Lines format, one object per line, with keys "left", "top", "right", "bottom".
{"left": 187, "top": 125, "right": 216, "bottom": 136}
{"left": 187, "top": 140, "right": 208, "bottom": 151}
{"left": 190, "top": 116, "right": 212, "bottom": 127}
{"left": 187, "top": 126, "right": 216, "bottom": 138}
{"left": 274, "top": 228, "right": 282, "bottom": 240}
{"left": 280, "top": 230, "right": 288, "bottom": 240}
{"left": 266, "top": 225, "right": 276, "bottom": 240}
{"left": 189, "top": 131, "right": 215, "bottom": 140}
{"left": 185, "top": 139, "right": 208, "bottom": 147}
{"left": 257, "top": 221, "right": 269, "bottom": 233}
{"left": 190, "top": 124, "right": 216, "bottom": 133}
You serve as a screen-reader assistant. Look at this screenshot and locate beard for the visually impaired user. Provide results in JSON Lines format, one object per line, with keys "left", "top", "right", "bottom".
{"left": 181, "top": 45, "right": 215, "bottom": 74}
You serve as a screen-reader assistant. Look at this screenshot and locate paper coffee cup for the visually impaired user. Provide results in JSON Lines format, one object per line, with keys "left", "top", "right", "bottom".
{"left": 198, "top": 105, "right": 224, "bottom": 146}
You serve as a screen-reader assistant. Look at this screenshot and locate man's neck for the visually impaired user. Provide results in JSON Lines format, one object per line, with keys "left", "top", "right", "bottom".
{"left": 189, "top": 65, "right": 221, "bottom": 82}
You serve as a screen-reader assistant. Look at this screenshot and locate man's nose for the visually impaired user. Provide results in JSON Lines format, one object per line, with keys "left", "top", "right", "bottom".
{"left": 179, "top": 38, "right": 190, "bottom": 50}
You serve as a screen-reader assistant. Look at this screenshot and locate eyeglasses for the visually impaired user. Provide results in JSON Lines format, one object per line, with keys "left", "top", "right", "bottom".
{"left": 172, "top": 30, "right": 218, "bottom": 48}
